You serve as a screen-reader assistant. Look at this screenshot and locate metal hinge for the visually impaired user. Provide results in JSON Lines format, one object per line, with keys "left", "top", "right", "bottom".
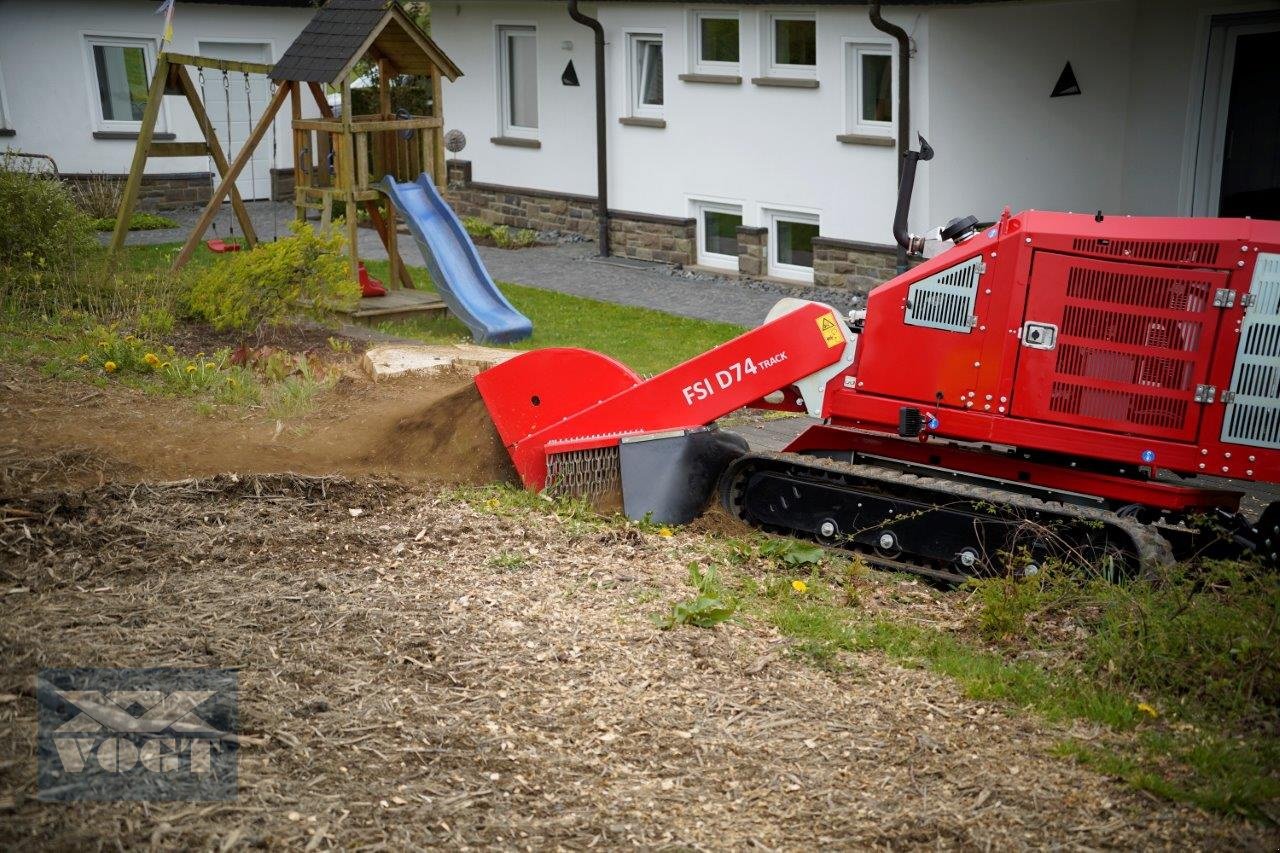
{"left": 1194, "top": 384, "right": 1217, "bottom": 403}
{"left": 1212, "top": 288, "right": 1236, "bottom": 308}
{"left": 1220, "top": 389, "right": 1237, "bottom": 404}
{"left": 1240, "top": 292, "right": 1256, "bottom": 309}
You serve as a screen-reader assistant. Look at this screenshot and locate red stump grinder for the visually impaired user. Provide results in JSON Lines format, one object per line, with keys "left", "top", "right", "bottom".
{"left": 476, "top": 139, "right": 1280, "bottom": 581}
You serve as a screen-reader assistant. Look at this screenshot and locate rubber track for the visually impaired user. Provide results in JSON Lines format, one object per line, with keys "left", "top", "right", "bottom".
{"left": 721, "top": 452, "right": 1175, "bottom": 579}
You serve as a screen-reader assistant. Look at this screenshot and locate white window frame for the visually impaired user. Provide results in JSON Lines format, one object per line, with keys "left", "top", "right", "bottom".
{"left": 0, "top": 61, "right": 11, "bottom": 131}
{"left": 690, "top": 10, "right": 741, "bottom": 75}
{"left": 762, "top": 206, "right": 820, "bottom": 282}
{"left": 82, "top": 33, "right": 164, "bottom": 132}
{"left": 845, "top": 40, "right": 895, "bottom": 137}
{"left": 626, "top": 31, "right": 665, "bottom": 119}
{"left": 496, "top": 24, "right": 538, "bottom": 140}
{"left": 763, "top": 10, "right": 817, "bottom": 79}
{"left": 691, "top": 199, "right": 745, "bottom": 271}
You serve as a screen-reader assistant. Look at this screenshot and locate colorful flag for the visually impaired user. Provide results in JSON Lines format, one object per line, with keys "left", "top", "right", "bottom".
{"left": 156, "top": 0, "right": 176, "bottom": 43}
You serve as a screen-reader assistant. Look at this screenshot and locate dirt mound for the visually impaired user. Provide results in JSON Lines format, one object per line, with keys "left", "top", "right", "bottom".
{"left": 366, "top": 383, "right": 518, "bottom": 485}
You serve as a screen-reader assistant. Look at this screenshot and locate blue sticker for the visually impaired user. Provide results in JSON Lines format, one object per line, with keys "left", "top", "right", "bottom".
{"left": 986, "top": 228, "right": 998, "bottom": 239}
{"left": 1141, "top": 450, "right": 1156, "bottom": 464}
{"left": 928, "top": 417, "right": 940, "bottom": 430}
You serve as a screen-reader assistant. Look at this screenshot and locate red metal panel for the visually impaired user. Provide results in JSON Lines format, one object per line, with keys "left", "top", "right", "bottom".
{"left": 785, "top": 424, "right": 1243, "bottom": 512}
{"left": 1010, "top": 252, "right": 1228, "bottom": 441}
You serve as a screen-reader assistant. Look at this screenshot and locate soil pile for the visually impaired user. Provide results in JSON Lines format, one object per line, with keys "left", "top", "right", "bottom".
{"left": 367, "top": 383, "right": 518, "bottom": 485}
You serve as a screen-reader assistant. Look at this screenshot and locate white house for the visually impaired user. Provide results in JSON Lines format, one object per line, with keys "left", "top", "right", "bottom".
{"left": 0, "top": 0, "right": 321, "bottom": 206}
{"left": 431, "top": 0, "right": 1280, "bottom": 289}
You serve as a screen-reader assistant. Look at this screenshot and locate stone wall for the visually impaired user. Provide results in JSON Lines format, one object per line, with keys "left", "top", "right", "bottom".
{"left": 812, "top": 236, "right": 909, "bottom": 294}
{"left": 446, "top": 159, "right": 696, "bottom": 265}
{"left": 735, "top": 226, "right": 768, "bottom": 277}
{"left": 61, "top": 172, "right": 212, "bottom": 211}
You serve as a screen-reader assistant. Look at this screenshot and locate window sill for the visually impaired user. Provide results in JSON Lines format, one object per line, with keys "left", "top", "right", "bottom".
{"left": 0, "top": 128, "right": 14, "bottom": 137}
{"left": 490, "top": 136, "right": 541, "bottom": 149}
{"left": 618, "top": 116, "right": 667, "bottom": 129}
{"left": 751, "top": 76, "right": 819, "bottom": 89}
{"left": 678, "top": 73, "right": 742, "bottom": 85}
{"left": 837, "top": 133, "right": 894, "bottom": 147}
{"left": 93, "top": 131, "right": 176, "bottom": 141}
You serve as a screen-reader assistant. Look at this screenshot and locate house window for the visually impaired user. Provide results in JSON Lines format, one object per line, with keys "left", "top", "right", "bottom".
{"left": 628, "top": 33, "right": 664, "bottom": 118}
{"left": 765, "top": 209, "right": 820, "bottom": 281}
{"left": 767, "top": 12, "right": 816, "bottom": 77}
{"left": 693, "top": 12, "right": 739, "bottom": 73}
{"left": 85, "top": 36, "right": 158, "bottom": 130}
{"left": 846, "top": 43, "right": 893, "bottom": 135}
{"left": 693, "top": 201, "right": 743, "bottom": 270}
{"left": 498, "top": 26, "right": 538, "bottom": 138}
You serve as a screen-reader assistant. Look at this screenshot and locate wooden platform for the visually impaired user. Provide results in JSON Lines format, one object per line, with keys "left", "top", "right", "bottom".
{"left": 333, "top": 288, "right": 448, "bottom": 326}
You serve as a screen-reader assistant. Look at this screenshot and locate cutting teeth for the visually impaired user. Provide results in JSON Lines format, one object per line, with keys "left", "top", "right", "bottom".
{"left": 545, "top": 446, "right": 622, "bottom": 505}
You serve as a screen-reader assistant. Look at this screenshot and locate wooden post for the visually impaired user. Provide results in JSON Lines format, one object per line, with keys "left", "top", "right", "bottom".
{"left": 341, "top": 75, "right": 360, "bottom": 286}
{"left": 431, "top": 69, "right": 446, "bottom": 191}
{"left": 105, "top": 54, "right": 171, "bottom": 272}
{"left": 290, "top": 81, "right": 304, "bottom": 224}
{"left": 378, "top": 58, "right": 392, "bottom": 181}
{"left": 171, "top": 82, "right": 290, "bottom": 272}
{"left": 385, "top": 197, "right": 400, "bottom": 291}
{"left": 175, "top": 64, "right": 257, "bottom": 246}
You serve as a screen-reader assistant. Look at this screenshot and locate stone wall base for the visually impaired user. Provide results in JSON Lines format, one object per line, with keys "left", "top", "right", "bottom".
{"left": 446, "top": 159, "right": 695, "bottom": 265}
{"left": 61, "top": 172, "right": 213, "bottom": 212}
{"left": 445, "top": 159, "right": 909, "bottom": 291}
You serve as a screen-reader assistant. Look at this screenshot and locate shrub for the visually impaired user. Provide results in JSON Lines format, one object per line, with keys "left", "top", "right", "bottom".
{"left": 0, "top": 155, "right": 97, "bottom": 282}
{"left": 462, "top": 217, "right": 538, "bottom": 249}
{"left": 70, "top": 173, "right": 124, "bottom": 219}
{"left": 182, "top": 220, "right": 359, "bottom": 336}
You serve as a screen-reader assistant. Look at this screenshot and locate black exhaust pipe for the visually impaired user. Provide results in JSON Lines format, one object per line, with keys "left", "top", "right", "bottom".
{"left": 892, "top": 134, "right": 933, "bottom": 257}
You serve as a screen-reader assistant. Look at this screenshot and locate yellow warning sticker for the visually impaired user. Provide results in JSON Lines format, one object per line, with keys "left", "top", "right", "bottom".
{"left": 816, "top": 312, "right": 843, "bottom": 348}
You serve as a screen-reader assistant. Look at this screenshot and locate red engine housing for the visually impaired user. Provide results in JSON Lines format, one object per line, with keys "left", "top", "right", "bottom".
{"left": 818, "top": 209, "right": 1280, "bottom": 509}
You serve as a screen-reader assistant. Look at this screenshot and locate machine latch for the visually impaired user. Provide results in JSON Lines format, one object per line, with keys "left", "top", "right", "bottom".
{"left": 1212, "top": 288, "right": 1236, "bottom": 308}
{"left": 1020, "top": 321, "right": 1057, "bottom": 350}
{"left": 1220, "top": 389, "right": 1237, "bottom": 404}
{"left": 1194, "top": 384, "right": 1217, "bottom": 403}
{"left": 1240, "top": 293, "right": 1256, "bottom": 309}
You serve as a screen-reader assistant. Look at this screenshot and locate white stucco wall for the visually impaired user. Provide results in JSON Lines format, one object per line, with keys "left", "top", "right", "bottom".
{"left": 433, "top": 0, "right": 930, "bottom": 246}
{"left": 425, "top": 0, "right": 1270, "bottom": 248}
{"left": 431, "top": 0, "right": 602, "bottom": 197}
{"left": 0, "top": 0, "right": 318, "bottom": 176}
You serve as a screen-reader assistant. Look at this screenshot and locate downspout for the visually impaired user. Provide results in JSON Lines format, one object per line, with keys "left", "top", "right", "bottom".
{"left": 567, "top": 0, "right": 610, "bottom": 256}
{"left": 869, "top": 3, "right": 911, "bottom": 273}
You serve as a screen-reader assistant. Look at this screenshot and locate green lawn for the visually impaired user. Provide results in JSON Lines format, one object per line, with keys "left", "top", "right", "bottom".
{"left": 122, "top": 244, "right": 745, "bottom": 376}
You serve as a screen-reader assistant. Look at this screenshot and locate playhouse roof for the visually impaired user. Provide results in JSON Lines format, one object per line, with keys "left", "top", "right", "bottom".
{"left": 271, "top": 0, "right": 462, "bottom": 86}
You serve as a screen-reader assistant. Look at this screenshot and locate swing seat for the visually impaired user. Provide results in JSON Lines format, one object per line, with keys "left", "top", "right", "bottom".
{"left": 205, "top": 238, "right": 242, "bottom": 253}
{"left": 359, "top": 263, "right": 386, "bottom": 298}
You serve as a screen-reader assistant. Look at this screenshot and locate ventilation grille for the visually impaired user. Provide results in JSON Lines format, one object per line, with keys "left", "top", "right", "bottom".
{"left": 1065, "top": 266, "right": 1211, "bottom": 311}
{"left": 1070, "top": 237, "right": 1219, "bottom": 267}
{"left": 1056, "top": 344, "right": 1196, "bottom": 391}
{"left": 904, "top": 256, "right": 983, "bottom": 333}
{"left": 1061, "top": 306, "right": 1203, "bottom": 352}
{"left": 1222, "top": 253, "right": 1280, "bottom": 449}
{"left": 1048, "top": 382, "right": 1188, "bottom": 430}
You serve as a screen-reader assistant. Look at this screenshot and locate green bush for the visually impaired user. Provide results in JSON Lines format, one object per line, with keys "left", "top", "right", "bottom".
{"left": 182, "top": 220, "right": 359, "bottom": 336}
{"left": 0, "top": 155, "right": 97, "bottom": 281}
{"left": 462, "top": 216, "right": 538, "bottom": 249}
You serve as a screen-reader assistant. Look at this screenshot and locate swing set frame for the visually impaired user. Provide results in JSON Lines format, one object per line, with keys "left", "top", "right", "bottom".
{"left": 105, "top": 52, "right": 277, "bottom": 272}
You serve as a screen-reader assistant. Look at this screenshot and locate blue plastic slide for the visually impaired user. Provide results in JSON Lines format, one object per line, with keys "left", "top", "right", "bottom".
{"left": 380, "top": 174, "right": 533, "bottom": 344}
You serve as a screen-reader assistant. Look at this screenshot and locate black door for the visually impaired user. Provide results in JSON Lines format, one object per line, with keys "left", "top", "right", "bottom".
{"left": 1219, "top": 30, "right": 1280, "bottom": 219}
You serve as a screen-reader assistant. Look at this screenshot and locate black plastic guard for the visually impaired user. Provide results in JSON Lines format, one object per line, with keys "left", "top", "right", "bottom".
{"left": 619, "top": 427, "right": 749, "bottom": 525}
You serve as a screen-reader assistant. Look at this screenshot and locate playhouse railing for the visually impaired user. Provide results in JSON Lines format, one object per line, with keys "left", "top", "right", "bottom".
{"left": 293, "top": 114, "right": 443, "bottom": 198}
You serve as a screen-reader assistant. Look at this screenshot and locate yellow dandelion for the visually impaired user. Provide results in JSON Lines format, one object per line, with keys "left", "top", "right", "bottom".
{"left": 185, "top": 364, "right": 197, "bottom": 373}
{"left": 485, "top": 498, "right": 500, "bottom": 509}
{"left": 1137, "top": 702, "right": 1159, "bottom": 718}
{"left": 103, "top": 361, "right": 117, "bottom": 373}
{"left": 143, "top": 352, "right": 160, "bottom": 366}
{"left": 227, "top": 377, "right": 237, "bottom": 387}
{"left": 98, "top": 341, "right": 110, "bottom": 349}
{"left": 204, "top": 362, "right": 215, "bottom": 371}
{"left": 124, "top": 334, "right": 135, "bottom": 342}
{"left": 791, "top": 579, "right": 808, "bottom": 593}
{"left": 657, "top": 526, "right": 674, "bottom": 538}
{"left": 77, "top": 354, "right": 89, "bottom": 364}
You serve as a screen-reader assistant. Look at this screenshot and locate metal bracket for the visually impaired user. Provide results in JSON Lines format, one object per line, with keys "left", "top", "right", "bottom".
{"left": 1213, "top": 288, "right": 1236, "bottom": 308}
{"left": 1220, "top": 389, "right": 1237, "bottom": 404}
{"left": 1194, "top": 384, "right": 1217, "bottom": 403}
{"left": 1241, "top": 292, "right": 1256, "bottom": 308}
